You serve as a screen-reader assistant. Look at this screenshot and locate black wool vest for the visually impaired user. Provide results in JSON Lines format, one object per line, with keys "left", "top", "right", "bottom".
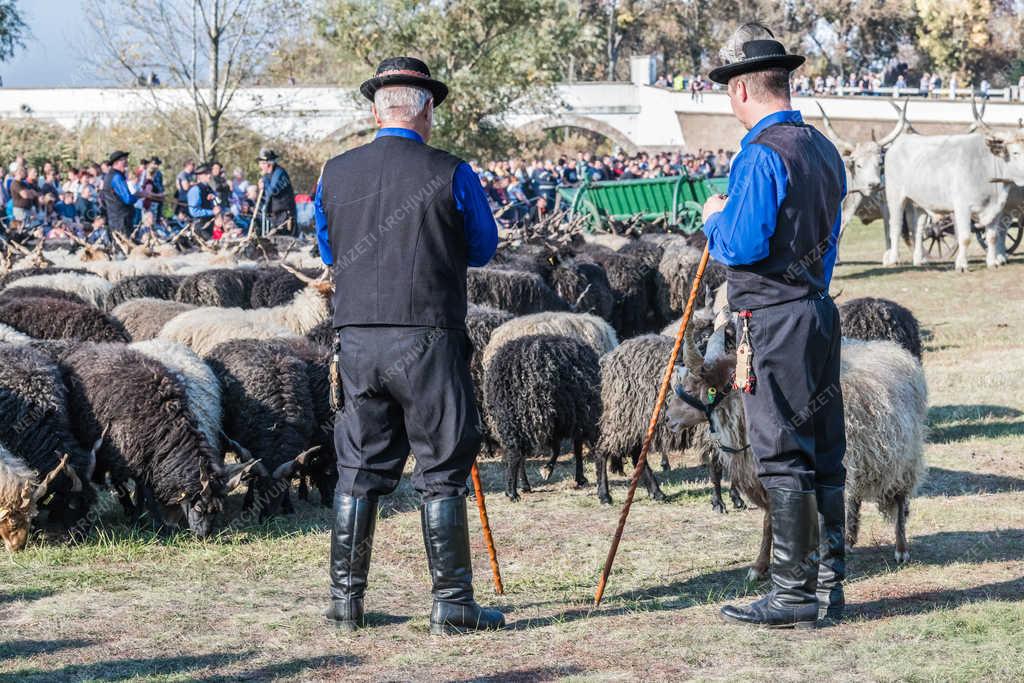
{"left": 322, "top": 135, "right": 467, "bottom": 329}
{"left": 726, "top": 122, "right": 845, "bottom": 311}
{"left": 101, "top": 169, "right": 135, "bottom": 232}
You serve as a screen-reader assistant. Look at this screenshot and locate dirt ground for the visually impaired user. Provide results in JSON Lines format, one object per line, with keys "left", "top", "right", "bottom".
{"left": 2, "top": 220, "right": 1023, "bottom": 682}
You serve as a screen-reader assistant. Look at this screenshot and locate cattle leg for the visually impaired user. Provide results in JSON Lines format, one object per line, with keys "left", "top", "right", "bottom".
{"left": 894, "top": 494, "right": 911, "bottom": 564}
{"left": 640, "top": 462, "right": 665, "bottom": 501}
{"left": 911, "top": 210, "right": 929, "bottom": 266}
{"left": 846, "top": 495, "right": 862, "bottom": 548}
{"left": 518, "top": 459, "right": 532, "bottom": 493}
{"left": 747, "top": 508, "right": 772, "bottom": 583}
{"left": 953, "top": 205, "right": 973, "bottom": 272}
{"left": 572, "top": 439, "right": 588, "bottom": 487}
{"left": 882, "top": 193, "right": 906, "bottom": 265}
{"left": 596, "top": 450, "right": 612, "bottom": 505}
{"left": 708, "top": 454, "right": 727, "bottom": 514}
{"left": 660, "top": 449, "right": 671, "bottom": 472}
{"left": 984, "top": 221, "right": 1007, "bottom": 267}
{"left": 541, "top": 436, "right": 561, "bottom": 482}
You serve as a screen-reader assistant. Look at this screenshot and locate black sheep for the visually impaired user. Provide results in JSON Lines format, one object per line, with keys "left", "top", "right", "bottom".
{"left": 0, "top": 286, "right": 87, "bottom": 305}
{"left": 0, "top": 297, "right": 130, "bottom": 343}
{"left": 839, "top": 297, "right": 923, "bottom": 360}
{"left": 483, "top": 334, "right": 601, "bottom": 501}
{"left": 205, "top": 338, "right": 316, "bottom": 519}
{"left": 305, "top": 319, "right": 335, "bottom": 347}
{"left": 175, "top": 268, "right": 254, "bottom": 308}
{"left": 548, "top": 258, "right": 615, "bottom": 321}
{"left": 249, "top": 268, "right": 306, "bottom": 308}
{"left": 0, "top": 343, "right": 98, "bottom": 535}
{"left": 106, "top": 274, "right": 183, "bottom": 309}
{"left": 465, "top": 304, "right": 514, "bottom": 458}
{"left": 468, "top": 267, "right": 569, "bottom": 316}
{"left": 577, "top": 243, "right": 659, "bottom": 337}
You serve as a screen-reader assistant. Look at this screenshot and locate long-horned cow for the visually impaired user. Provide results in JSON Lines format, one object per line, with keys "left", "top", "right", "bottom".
{"left": 883, "top": 100, "right": 1024, "bottom": 271}
{"left": 816, "top": 99, "right": 908, "bottom": 250}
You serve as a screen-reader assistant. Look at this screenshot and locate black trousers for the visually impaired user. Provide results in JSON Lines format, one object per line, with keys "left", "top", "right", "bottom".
{"left": 739, "top": 296, "right": 846, "bottom": 491}
{"left": 334, "top": 326, "right": 482, "bottom": 501}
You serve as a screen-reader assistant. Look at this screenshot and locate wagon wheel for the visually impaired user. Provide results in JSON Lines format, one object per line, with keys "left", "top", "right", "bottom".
{"left": 924, "top": 216, "right": 957, "bottom": 259}
{"left": 973, "top": 219, "right": 1024, "bottom": 255}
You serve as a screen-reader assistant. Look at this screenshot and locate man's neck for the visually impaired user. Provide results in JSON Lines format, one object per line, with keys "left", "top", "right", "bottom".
{"left": 379, "top": 121, "right": 429, "bottom": 141}
{"left": 744, "top": 101, "right": 791, "bottom": 129}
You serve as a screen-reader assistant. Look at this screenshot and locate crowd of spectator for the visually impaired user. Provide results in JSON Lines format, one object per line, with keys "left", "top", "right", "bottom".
{"left": 473, "top": 148, "right": 733, "bottom": 223}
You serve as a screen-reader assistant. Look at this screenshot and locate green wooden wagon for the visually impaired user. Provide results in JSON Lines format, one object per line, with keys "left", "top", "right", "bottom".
{"left": 557, "top": 175, "right": 728, "bottom": 234}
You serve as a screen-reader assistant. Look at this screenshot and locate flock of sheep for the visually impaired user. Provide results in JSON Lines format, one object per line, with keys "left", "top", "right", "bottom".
{"left": 0, "top": 229, "right": 928, "bottom": 581}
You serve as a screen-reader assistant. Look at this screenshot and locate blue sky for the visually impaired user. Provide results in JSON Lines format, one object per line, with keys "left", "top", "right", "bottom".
{"left": 1, "top": 0, "right": 92, "bottom": 87}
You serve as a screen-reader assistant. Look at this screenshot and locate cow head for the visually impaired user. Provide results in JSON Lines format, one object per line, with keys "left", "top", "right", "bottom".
{"left": 667, "top": 326, "right": 736, "bottom": 431}
{"left": 817, "top": 100, "right": 908, "bottom": 197}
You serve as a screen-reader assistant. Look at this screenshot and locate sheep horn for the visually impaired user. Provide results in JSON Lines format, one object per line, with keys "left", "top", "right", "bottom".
{"left": 682, "top": 329, "right": 704, "bottom": 375}
{"left": 33, "top": 453, "right": 72, "bottom": 503}
{"left": 279, "top": 262, "right": 318, "bottom": 285}
{"left": 221, "top": 433, "right": 256, "bottom": 463}
{"left": 876, "top": 99, "right": 908, "bottom": 147}
{"left": 271, "top": 446, "right": 320, "bottom": 480}
{"left": 223, "top": 459, "right": 263, "bottom": 492}
{"left": 703, "top": 325, "right": 728, "bottom": 367}
{"left": 815, "top": 101, "right": 854, "bottom": 153}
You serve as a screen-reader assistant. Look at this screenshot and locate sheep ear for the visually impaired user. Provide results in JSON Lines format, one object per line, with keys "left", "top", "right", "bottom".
{"left": 34, "top": 454, "right": 71, "bottom": 504}
{"left": 222, "top": 433, "right": 255, "bottom": 462}
{"left": 272, "top": 446, "right": 320, "bottom": 480}
{"left": 0, "top": 507, "right": 8, "bottom": 521}
{"left": 223, "top": 459, "right": 263, "bottom": 492}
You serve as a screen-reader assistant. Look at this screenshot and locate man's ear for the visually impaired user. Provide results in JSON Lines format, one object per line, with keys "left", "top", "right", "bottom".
{"left": 371, "top": 104, "right": 382, "bottom": 126}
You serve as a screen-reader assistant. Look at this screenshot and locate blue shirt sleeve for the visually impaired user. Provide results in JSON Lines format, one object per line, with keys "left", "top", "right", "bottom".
{"left": 187, "top": 185, "right": 214, "bottom": 218}
{"left": 452, "top": 162, "right": 498, "bottom": 267}
{"left": 702, "top": 144, "right": 788, "bottom": 267}
{"left": 314, "top": 176, "right": 333, "bottom": 266}
{"left": 111, "top": 173, "right": 137, "bottom": 206}
{"left": 822, "top": 171, "right": 846, "bottom": 289}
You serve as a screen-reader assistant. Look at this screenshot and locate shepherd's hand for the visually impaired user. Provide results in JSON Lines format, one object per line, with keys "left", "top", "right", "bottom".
{"left": 702, "top": 193, "right": 728, "bottom": 222}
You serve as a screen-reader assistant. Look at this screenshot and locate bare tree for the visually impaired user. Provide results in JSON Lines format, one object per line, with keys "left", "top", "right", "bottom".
{"left": 86, "top": 0, "right": 304, "bottom": 161}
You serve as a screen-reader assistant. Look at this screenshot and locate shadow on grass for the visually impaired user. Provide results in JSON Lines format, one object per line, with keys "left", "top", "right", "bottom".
{"left": 196, "top": 655, "right": 361, "bottom": 682}
{"left": 918, "top": 466, "right": 1024, "bottom": 496}
{"left": 0, "top": 587, "right": 55, "bottom": 604}
{"left": 0, "top": 652, "right": 250, "bottom": 683}
{"left": 852, "top": 576, "right": 1024, "bottom": 621}
{"left": 449, "top": 665, "right": 586, "bottom": 682}
{"left": 837, "top": 262, "right": 955, "bottom": 280}
{"left": 0, "top": 639, "right": 93, "bottom": 661}
{"left": 927, "top": 404, "right": 1024, "bottom": 443}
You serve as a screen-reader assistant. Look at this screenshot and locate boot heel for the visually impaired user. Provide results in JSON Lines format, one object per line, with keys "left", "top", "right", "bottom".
{"left": 794, "top": 619, "right": 818, "bottom": 630}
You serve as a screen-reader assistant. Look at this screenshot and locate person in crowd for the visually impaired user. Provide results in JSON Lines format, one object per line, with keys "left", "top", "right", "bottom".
{"left": 147, "top": 157, "right": 165, "bottom": 218}
{"left": 54, "top": 190, "right": 77, "bottom": 222}
{"left": 9, "top": 166, "right": 38, "bottom": 225}
{"left": 176, "top": 160, "right": 195, "bottom": 212}
{"left": 257, "top": 149, "right": 297, "bottom": 235}
{"left": 102, "top": 150, "right": 147, "bottom": 235}
{"left": 75, "top": 184, "right": 99, "bottom": 223}
{"left": 187, "top": 163, "right": 219, "bottom": 223}
{"left": 210, "top": 161, "right": 232, "bottom": 209}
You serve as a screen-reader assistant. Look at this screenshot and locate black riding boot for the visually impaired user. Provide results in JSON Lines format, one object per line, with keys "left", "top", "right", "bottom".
{"left": 421, "top": 496, "right": 506, "bottom": 635}
{"left": 816, "top": 484, "right": 846, "bottom": 623}
{"left": 721, "top": 488, "right": 820, "bottom": 629}
{"left": 325, "top": 493, "right": 377, "bottom": 631}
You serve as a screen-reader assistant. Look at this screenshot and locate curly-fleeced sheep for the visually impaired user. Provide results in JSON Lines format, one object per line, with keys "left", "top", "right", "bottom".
{"left": 0, "top": 297, "right": 130, "bottom": 343}
{"left": 468, "top": 267, "right": 569, "bottom": 316}
{"left": 466, "top": 304, "right": 515, "bottom": 458}
{"left": 250, "top": 268, "right": 307, "bottom": 308}
{"left": 175, "top": 268, "right": 256, "bottom": 308}
{"left": 305, "top": 318, "right": 335, "bottom": 347}
{"left": 577, "top": 243, "right": 659, "bottom": 338}
{"left": 204, "top": 338, "right": 316, "bottom": 519}
{"left": 839, "top": 297, "right": 923, "bottom": 360}
{"left": 2, "top": 272, "right": 113, "bottom": 309}
{"left": 112, "top": 298, "right": 196, "bottom": 341}
{"left": 106, "top": 274, "right": 184, "bottom": 310}
{"left": 654, "top": 240, "right": 725, "bottom": 323}
{"left": 483, "top": 334, "right": 601, "bottom": 501}
{"left": 0, "top": 267, "right": 88, "bottom": 287}
{"left": 0, "top": 343, "right": 97, "bottom": 536}
{"left": 0, "top": 285, "right": 87, "bottom": 305}
{"left": 547, "top": 258, "right": 615, "bottom": 321}
{"left": 0, "top": 445, "right": 72, "bottom": 552}
{"left": 482, "top": 311, "right": 618, "bottom": 372}
{"left": 59, "top": 343, "right": 249, "bottom": 537}
{"left": 669, "top": 333, "right": 928, "bottom": 580}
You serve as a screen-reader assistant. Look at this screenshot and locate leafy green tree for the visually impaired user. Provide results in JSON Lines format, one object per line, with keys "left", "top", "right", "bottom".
{"left": 0, "top": 0, "right": 26, "bottom": 63}
{"left": 914, "top": 0, "right": 1017, "bottom": 83}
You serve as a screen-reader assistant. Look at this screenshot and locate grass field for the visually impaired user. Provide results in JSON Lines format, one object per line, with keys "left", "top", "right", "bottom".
{"left": 2, "top": 220, "right": 1023, "bottom": 682}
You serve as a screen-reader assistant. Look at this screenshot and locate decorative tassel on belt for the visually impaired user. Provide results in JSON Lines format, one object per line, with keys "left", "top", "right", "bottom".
{"left": 734, "top": 310, "right": 756, "bottom": 394}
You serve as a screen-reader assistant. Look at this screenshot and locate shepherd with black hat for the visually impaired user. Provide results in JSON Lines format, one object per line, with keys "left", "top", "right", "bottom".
{"left": 187, "top": 163, "right": 219, "bottom": 225}
{"left": 314, "top": 56, "right": 502, "bottom": 635}
{"left": 256, "top": 148, "right": 296, "bottom": 235}
{"left": 101, "top": 150, "right": 160, "bottom": 235}
{"left": 684, "top": 23, "right": 848, "bottom": 629}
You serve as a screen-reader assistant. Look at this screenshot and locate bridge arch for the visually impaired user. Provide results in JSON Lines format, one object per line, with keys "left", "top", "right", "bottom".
{"left": 515, "top": 114, "right": 638, "bottom": 154}
{"left": 328, "top": 115, "right": 376, "bottom": 144}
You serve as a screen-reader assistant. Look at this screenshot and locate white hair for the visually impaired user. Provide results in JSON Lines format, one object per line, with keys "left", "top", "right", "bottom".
{"left": 374, "top": 85, "right": 431, "bottom": 122}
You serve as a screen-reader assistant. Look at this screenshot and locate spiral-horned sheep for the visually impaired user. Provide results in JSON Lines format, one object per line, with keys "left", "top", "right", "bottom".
{"left": 105, "top": 274, "right": 184, "bottom": 310}
{"left": 0, "top": 297, "right": 130, "bottom": 343}
{"left": 468, "top": 267, "right": 569, "bottom": 316}
{"left": 482, "top": 311, "right": 619, "bottom": 372}
{"left": 2, "top": 272, "right": 113, "bottom": 309}
{"left": 483, "top": 334, "right": 601, "bottom": 501}
{"left": 839, "top": 297, "right": 923, "bottom": 360}
{"left": 59, "top": 343, "right": 255, "bottom": 537}
{"left": 669, "top": 330, "right": 928, "bottom": 580}
{"left": 0, "top": 343, "right": 98, "bottom": 537}
{"left": 204, "top": 338, "right": 317, "bottom": 519}
{"left": 112, "top": 298, "right": 196, "bottom": 341}
{"left": 0, "top": 445, "right": 73, "bottom": 552}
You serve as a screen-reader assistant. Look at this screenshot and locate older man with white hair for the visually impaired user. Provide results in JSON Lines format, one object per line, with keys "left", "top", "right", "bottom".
{"left": 314, "top": 57, "right": 501, "bottom": 635}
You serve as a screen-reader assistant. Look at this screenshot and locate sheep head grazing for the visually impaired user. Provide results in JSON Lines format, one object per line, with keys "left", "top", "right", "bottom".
{"left": 667, "top": 325, "right": 737, "bottom": 431}
{"left": 0, "top": 454, "right": 72, "bottom": 553}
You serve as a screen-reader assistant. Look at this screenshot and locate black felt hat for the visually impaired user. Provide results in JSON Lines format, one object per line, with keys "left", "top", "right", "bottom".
{"left": 257, "top": 148, "right": 279, "bottom": 162}
{"left": 708, "top": 39, "right": 805, "bottom": 85}
{"left": 359, "top": 56, "right": 448, "bottom": 107}
{"left": 106, "top": 150, "right": 129, "bottom": 165}
{"left": 195, "top": 163, "right": 212, "bottom": 175}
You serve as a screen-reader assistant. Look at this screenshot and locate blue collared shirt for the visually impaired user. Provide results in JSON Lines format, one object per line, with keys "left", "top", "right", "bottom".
{"left": 314, "top": 127, "right": 499, "bottom": 267}
{"left": 109, "top": 172, "right": 138, "bottom": 207}
{"left": 186, "top": 184, "right": 214, "bottom": 219}
{"left": 703, "top": 110, "right": 845, "bottom": 287}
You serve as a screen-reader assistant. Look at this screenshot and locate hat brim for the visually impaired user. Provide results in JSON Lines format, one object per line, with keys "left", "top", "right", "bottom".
{"left": 107, "top": 152, "right": 129, "bottom": 164}
{"left": 360, "top": 74, "right": 448, "bottom": 107}
{"left": 708, "top": 54, "right": 805, "bottom": 85}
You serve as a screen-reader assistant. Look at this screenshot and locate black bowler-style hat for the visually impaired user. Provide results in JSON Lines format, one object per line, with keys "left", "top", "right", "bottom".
{"left": 708, "top": 37, "right": 805, "bottom": 84}
{"left": 107, "top": 150, "right": 129, "bottom": 164}
{"left": 359, "top": 56, "right": 448, "bottom": 107}
{"left": 257, "top": 148, "right": 279, "bottom": 162}
{"left": 195, "top": 163, "right": 212, "bottom": 175}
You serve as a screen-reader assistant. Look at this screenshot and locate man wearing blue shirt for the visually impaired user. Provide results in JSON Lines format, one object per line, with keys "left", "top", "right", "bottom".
{"left": 699, "top": 24, "right": 847, "bottom": 629}
{"left": 186, "top": 164, "right": 219, "bottom": 222}
{"left": 318, "top": 57, "right": 502, "bottom": 637}
{"left": 101, "top": 150, "right": 152, "bottom": 235}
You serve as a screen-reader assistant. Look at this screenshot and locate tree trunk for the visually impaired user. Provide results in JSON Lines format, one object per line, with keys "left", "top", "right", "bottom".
{"left": 207, "top": 0, "right": 222, "bottom": 162}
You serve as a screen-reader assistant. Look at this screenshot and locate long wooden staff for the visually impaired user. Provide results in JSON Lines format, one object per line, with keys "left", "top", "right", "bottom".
{"left": 593, "top": 243, "right": 710, "bottom": 607}
{"left": 470, "top": 462, "right": 504, "bottom": 594}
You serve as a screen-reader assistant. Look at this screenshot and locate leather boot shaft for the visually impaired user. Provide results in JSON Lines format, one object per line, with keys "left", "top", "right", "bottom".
{"left": 816, "top": 484, "right": 846, "bottom": 622}
{"left": 326, "top": 493, "right": 377, "bottom": 630}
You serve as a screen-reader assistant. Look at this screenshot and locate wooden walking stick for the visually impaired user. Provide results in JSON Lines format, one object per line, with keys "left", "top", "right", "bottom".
{"left": 593, "top": 243, "right": 710, "bottom": 607}
{"left": 470, "top": 462, "right": 504, "bottom": 594}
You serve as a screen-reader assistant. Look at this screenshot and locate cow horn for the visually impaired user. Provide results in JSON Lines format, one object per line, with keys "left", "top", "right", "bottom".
{"left": 877, "top": 99, "right": 908, "bottom": 147}
{"left": 969, "top": 96, "right": 990, "bottom": 133}
{"left": 682, "top": 329, "right": 704, "bottom": 375}
{"left": 33, "top": 454, "right": 71, "bottom": 504}
{"left": 815, "top": 101, "right": 854, "bottom": 152}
